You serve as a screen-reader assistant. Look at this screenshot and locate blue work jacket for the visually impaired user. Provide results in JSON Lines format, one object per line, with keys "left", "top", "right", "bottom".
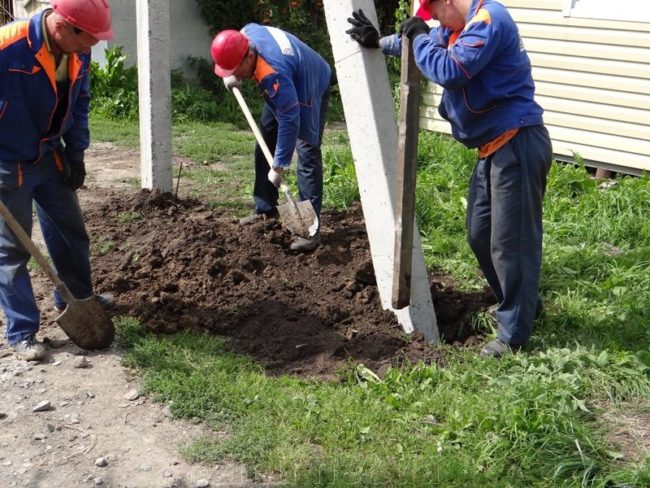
{"left": 0, "top": 10, "right": 90, "bottom": 163}
{"left": 243, "top": 23, "right": 331, "bottom": 168}
{"left": 382, "top": 0, "right": 543, "bottom": 148}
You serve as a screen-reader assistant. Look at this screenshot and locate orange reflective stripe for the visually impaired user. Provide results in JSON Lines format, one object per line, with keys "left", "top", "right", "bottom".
{"left": 53, "top": 151, "right": 64, "bottom": 171}
{"left": 467, "top": 9, "right": 492, "bottom": 28}
{"left": 35, "top": 45, "right": 56, "bottom": 93}
{"left": 0, "top": 20, "right": 29, "bottom": 49}
{"left": 478, "top": 128, "right": 519, "bottom": 158}
{"left": 17, "top": 162, "right": 23, "bottom": 188}
{"left": 7, "top": 66, "right": 41, "bottom": 75}
{"left": 449, "top": 30, "right": 461, "bottom": 47}
{"left": 253, "top": 57, "right": 276, "bottom": 84}
{"left": 68, "top": 53, "right": 83, "bottom": 80}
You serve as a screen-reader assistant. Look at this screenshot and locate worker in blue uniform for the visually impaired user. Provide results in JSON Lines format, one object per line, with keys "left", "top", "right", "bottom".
{"left": 347, "top": 0, "right": 553, "bottom": 357}
{"left": 0, "top": 0, "right": 115, "bottom": 360}
{"left": 211, "top": 24, "right": 331, "bottom": 252}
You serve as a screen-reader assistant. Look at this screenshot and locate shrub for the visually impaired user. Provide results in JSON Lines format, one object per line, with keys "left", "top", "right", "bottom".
{"left": 91, "top": 46, "right": 139, "bottom": 119}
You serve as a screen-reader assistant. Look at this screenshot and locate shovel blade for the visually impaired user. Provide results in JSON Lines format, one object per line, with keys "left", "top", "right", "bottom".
{"left": 55, "top": 296, "right": 115, "bottom": 350}
{"left": 277, "top": 199, "right": 318, "bottom": 237}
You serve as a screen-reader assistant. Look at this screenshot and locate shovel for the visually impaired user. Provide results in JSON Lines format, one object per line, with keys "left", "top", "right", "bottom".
{"left": 231, "top": 86, "right": 318, "bottom": 237}
{"left": 0, "top": 200, "right": 114, "bottom": 350}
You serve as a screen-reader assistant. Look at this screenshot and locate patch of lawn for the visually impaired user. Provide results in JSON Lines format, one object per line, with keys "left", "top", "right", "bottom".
{"left": 89, "top": 114, "right": 140, "bottom": 147}
{"left": 117, "top": 319, "right": 650, "bottom": 487}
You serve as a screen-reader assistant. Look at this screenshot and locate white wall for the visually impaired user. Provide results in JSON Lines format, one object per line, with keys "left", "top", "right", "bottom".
{"left": 109, "top": 0, "right": 212, "bottom": 76}
{"left": 12, "top": 0, "right": 47, "bottom": 19}
{"left": 12, "top": 0, "right": 213, "bottom": 75}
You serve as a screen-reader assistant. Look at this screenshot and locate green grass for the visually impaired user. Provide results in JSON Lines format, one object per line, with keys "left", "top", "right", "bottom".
{"left": 89, "top": 115, "right": 141, "bottom": 147}
{"left": 172, "top": 120, "right": 256, "bottom": 211}
{"left": 116, "top": 211, "right": 143, "bottom": 224}
{"left": 93, "top": 114, "right": 650, "bottom": 487}
{"left": 116, "top": 319, "right": 650, "bottom": 487}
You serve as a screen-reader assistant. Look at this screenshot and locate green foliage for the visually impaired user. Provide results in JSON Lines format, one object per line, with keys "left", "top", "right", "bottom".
{"left": 90, "top": 46, "right": 139, "bottom": 119}
{"left": 116, "top": 211, "right": 143, "bottom": 224}
{"left": 89, "top": 112, "right": 140, "bottom": 147}
{"left": 415, "top": 131, "right": 479, "bottom": 282}
{"left": 193, "top": 0, "right": 259, "bottom": 34}
{"left": 89, "top": 47, "right": 262, "bottom": 125}
{"left": 170, "top": 69, "right": 221, "bottom": 122}
{"left": 187, "top": 56, "right": 266, "bottom": 128}
{"left": 322, "top": 131, "right": 359, "bottom": 209}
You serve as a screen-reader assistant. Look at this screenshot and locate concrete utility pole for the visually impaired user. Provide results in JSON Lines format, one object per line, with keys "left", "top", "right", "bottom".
{"left": 136, "top": 0, "right": 172, "bottom": 192}
{"left": 324, "top": 0, "right": 439, "bottom": 343}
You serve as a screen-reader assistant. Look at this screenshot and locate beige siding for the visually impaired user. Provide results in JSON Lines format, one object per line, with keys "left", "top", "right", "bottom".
{"left": 419, "top": 0, "right": 650, "bottom": 173}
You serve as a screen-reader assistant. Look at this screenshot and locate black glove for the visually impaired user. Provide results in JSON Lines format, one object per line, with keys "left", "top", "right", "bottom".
{"left": 400, "top": 16, "right": 431, "bottom": 41}
{"left": 346, "top": 9, "right": 380, "bottom": 49}
{"left": 65, "top": 158, "right": 86, "bottom": 191}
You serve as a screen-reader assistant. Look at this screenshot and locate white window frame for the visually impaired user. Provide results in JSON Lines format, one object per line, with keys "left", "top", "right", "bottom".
{"left": 562, "top": 0, "right": 650, "bottom": 23}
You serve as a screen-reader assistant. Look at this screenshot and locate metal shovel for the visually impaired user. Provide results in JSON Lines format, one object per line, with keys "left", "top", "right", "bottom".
{"left": 0, "top": 200, "right": 114, "bottom": 350}
{"left": 231, "top": 87, "right": 318, "bottom": 237}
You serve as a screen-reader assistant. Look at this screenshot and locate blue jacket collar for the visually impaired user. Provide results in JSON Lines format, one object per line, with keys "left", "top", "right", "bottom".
{"left": 27, "top": 9, "right": 50, "bottom": 55}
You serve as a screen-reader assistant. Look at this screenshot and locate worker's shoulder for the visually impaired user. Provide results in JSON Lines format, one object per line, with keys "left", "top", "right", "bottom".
{"left": 476, "top": 0, "right": 515, "bottom": 24}
{"left": 0, "top": 19, "right": 29, "bottom": 51}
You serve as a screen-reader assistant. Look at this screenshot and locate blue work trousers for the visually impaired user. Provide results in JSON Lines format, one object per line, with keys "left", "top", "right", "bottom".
{"left": 466, "top": 125, "right": 552, "bottom": 346}
{"left": 0, "top": 151, "right": 92, "bottom": 344}
{"left": 252, "top": 89, "right": 330, "bottom": 225}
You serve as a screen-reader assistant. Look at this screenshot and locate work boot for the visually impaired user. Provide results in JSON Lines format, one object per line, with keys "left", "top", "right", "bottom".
{"left": 480, "top": 339, "right": 523, "bottom": 358}
{"left": 238, "top": 209, "right": 279, "bottom": 225}
{"left": 11, "top": 334, "right": 46, "bottom": 361}
{"left": 290, "top": 232, "right": 320, "bottom": 252}
{"left": 54, "top": 293, "right": 115, "bottom": 313}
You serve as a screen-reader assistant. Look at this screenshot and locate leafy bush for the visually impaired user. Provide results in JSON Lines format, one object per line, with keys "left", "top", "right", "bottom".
{"left": 170, "top": 69, "right": 221, "bottom": 123}
{"left": 187, "top": 56, "right": 266, "bottom": 128}
{"left": 89, "top": 47, "right": 255, "bottom": 124}
{"left": 91, "top": 46, "right": 139, "bottom": 119}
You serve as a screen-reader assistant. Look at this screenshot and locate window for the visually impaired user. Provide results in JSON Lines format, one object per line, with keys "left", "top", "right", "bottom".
{"left": 563, "top": 0, "right": 650, "bottom": 23}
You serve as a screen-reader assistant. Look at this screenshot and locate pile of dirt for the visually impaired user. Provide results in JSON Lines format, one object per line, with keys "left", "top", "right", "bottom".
{"left": 85, "top": 189, "right": 493, "bottom": 379}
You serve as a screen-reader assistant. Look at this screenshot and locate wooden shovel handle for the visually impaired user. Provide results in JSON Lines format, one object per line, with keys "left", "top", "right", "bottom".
{"left": 392, "top": 36, "right": 421, "bottom": 309}
{"left": 231, "top": 87, "right": 293, "bottom": 196}
{"left": 0, "top": 199, "right": 72, "bottom": 301}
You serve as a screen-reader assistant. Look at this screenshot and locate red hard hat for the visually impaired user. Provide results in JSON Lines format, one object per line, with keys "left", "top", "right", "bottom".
{"left": 416, "top": 2, "right": 432, "bottom": 21}
{"left": 211, "top": 30, "right": 249, "bottom": 77}
{"left": 50, "top": 0, "right": 114, "bottom": 41}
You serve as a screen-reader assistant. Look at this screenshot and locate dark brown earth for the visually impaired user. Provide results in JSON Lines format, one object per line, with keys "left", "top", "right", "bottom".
{"left": 85, "top": 188, "right": 494, "bottom": 379}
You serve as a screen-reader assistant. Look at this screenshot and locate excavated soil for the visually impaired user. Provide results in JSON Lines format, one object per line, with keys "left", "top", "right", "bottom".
{"left": 86, "top": 188, "right": 494, "bottom": 379}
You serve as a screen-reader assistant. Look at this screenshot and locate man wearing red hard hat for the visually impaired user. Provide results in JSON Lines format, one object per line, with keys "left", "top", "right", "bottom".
{"left": 0, "top": 0, "right": 115, "bottom": 360}
{"left": 347, "top": 1, "right": 552, "bottom": 358}
{"left": 211, "top": 25, "right": 331, "bottom": 252}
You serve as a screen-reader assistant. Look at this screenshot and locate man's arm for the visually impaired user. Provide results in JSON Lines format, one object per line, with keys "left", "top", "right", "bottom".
{"left": 413, "top": 21, "right": 497, "bottom": 89}
{"left": 260, "top": 73, "right": 300, "bottom": 169}
{"left": 63, "top": 55, "right": 91, "bottom": 161}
